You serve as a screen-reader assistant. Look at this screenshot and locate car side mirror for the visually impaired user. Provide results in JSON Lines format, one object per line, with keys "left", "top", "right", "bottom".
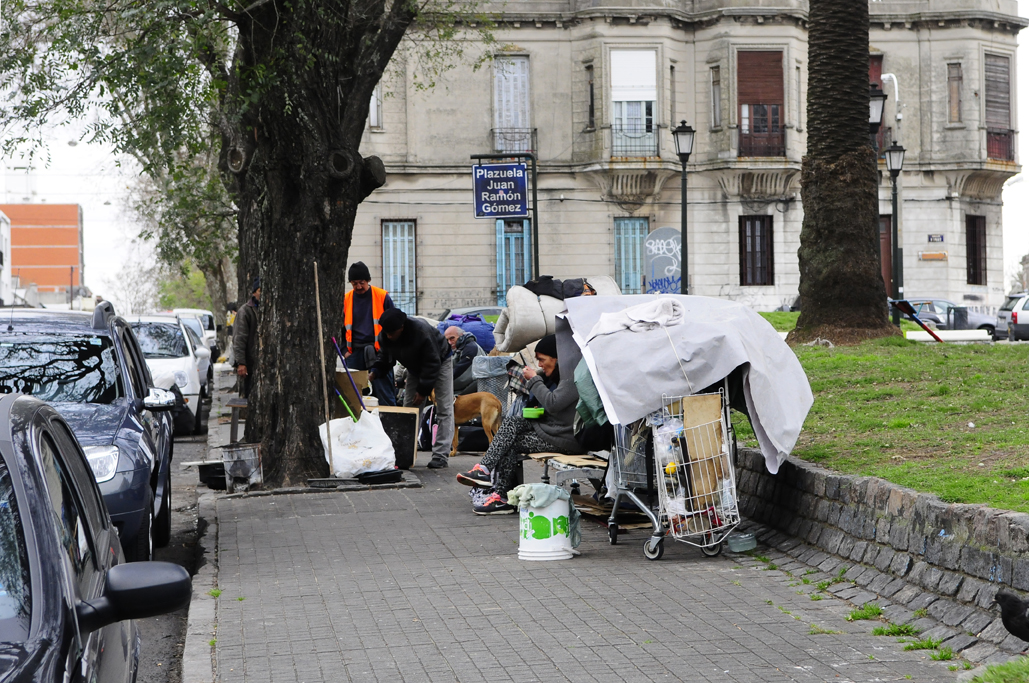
{"left": 194, "top": 346, "right": 211, "bottom": 360}
{"left": 143, "top": 387, "right": 177, "bottom": 411}
{"left": 76, "top": 562, "right": 191, "bottom": 634}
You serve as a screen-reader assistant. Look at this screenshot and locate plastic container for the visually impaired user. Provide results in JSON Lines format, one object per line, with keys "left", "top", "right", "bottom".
{"left": 518, "top": 497, "right": 574, "bottom": 561}
{"left": 363, "top": 396, "right": 379, "bottom": 409}
{"left": 726, "top": 532, "right": 757, "bottom": 553}
{"left": 522, "top": 407, "right": 544, "bottom": 419}
{"left": 221, "top": 443, "right": 262, "bottom": 493}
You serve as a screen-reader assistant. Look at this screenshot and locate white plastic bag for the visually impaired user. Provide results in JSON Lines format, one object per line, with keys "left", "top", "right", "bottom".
{"left": 319, "top": 411, "right": 396, "bottom": 478}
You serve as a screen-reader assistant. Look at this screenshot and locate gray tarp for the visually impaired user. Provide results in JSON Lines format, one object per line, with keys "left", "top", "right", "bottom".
{"left": 557, "top": 294, "right": 813, "bottom": 474}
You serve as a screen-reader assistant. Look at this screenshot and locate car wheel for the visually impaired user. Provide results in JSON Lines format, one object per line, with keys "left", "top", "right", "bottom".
{"left": 192, "top": 398, "right": 208, "bottom": 435}
{"left": 982, "top": 325, "right": 996, "bottom": 340}
{"left": 126, "top": 490, "right": 153, "bottom": 562}
{"left": 153, "top": 473, "right": 172, "bottom": 549}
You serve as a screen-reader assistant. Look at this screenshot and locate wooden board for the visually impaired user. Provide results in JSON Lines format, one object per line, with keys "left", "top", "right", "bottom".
{"left": 551, "top": 454, "right": 607, "bottom": 469}
{"left": 334, "top": 369, "right": 370, "bottom": 419}
{"left": 376, "top": 406, "right": 419, "bottom": 470}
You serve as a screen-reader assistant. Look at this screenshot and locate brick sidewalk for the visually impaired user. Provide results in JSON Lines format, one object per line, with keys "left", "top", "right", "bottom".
{"left": 210, "top": 456, "right": 960, "bottom": 683}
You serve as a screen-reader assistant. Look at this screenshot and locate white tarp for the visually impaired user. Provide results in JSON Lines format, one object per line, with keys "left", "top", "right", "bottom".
{"left": 559, "top": 294, "right": 813, "bottom": 474}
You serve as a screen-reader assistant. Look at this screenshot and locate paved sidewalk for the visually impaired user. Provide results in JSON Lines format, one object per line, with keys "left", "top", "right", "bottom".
{"left": 208, "top": 458, "right": 961, "bottom": 683}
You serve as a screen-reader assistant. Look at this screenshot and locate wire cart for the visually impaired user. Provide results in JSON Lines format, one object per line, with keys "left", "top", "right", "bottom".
{"left": 607, "top": 389, "right": 740, "bottom": 560}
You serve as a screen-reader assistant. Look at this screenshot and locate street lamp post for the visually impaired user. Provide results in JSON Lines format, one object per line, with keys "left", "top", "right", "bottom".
{"left": 884, "top": 141, "right": 906, "bottom": 325}
{"left": 869, "top": 83, "right": 887, "bottom": 151}
{"left": 672, "top": 121, "right": 695, "bottom": 295}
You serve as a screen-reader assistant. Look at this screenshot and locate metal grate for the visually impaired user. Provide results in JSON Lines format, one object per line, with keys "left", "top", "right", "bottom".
{"left": 739, "top": 128, "right": 785, "bottom": 157}
{"left": 987, "top": 129, "right": 1014, "bottom": 161}
{"left": 611, "top": 123, "right": 658, "bottom": 157}
{"left": 492, "top": 128, "right": 536, "bottom": 154}
{"left": 614, "top": 217, "right": 648, "bottom": 294}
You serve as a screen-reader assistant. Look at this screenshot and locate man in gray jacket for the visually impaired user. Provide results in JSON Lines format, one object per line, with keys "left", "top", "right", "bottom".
{"left": 444, "top": 326, "right": 484, "bottom": 395}
{"left": 232, "top": 277, "right": 260, "bottom": 398}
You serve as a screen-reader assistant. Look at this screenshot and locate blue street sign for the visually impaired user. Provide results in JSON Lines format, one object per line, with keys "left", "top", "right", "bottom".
{"left": 473, "top": 163, "right": 529, "bottom": 218}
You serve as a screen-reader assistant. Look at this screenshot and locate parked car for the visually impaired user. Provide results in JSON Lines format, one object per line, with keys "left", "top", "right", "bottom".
{"left": 905, "top": 298, "right": 998, "bottom": 338}
{"left": 131, "top": 315, "right": 207, "bottom": 436}
{"left": 438, "top": 306, "right": 503, "bottom": 323}
{"left": 0, "top": 304, "right": 175, "bottom": 561}
{"left": 998, "top": 292, "right": 1029, "bottom": 341}
{"left": 181, "top": 321, "right": 213, "bottom": 392}
{"left": 0, "top": 393, "right": 191, "bottom": 682}
{"left": 173, "top": 307, "right": 219, "bottom": 357}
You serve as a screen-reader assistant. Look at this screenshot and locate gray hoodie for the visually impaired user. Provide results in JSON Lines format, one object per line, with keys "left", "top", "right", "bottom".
{"left": 525, "top": 371, "right": 580, "bottom": 452}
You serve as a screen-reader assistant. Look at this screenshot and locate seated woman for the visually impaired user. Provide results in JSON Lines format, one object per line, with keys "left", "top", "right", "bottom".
{"left": 456, "top": 334, "right": 580, "bottom": 515}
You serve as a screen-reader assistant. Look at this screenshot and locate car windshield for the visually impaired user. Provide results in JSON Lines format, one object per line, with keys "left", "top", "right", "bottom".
{"left": 181, "top": 317, "right": 203, "bottom": 339}
{"left": 132, "top": 323, "right": 188, "bottom": 359}
{"left": 1000, "top": 296, "right": 1023, "bottom": 312}
{"left": 0, "top": 458, "right": 32, "bottom": 641}
{"left": 0, "top": 336, "right": 122, "bottom": 404}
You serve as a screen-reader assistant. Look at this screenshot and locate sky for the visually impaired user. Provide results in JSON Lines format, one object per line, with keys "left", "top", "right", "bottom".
{"left": 3, "top": 3, "right": 1029, "bottom": 313}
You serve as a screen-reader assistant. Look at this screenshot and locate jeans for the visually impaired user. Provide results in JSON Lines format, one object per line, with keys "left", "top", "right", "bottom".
{"left": 404, "top": 356, "right": 454, "bottom": 463}
{"left": 347, "top": 346, "right": 396, "bottom": 406}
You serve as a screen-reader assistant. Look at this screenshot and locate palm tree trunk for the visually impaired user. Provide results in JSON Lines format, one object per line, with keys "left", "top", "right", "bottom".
{"left": 791, "top": 0, "right": 896, "bottom": 343}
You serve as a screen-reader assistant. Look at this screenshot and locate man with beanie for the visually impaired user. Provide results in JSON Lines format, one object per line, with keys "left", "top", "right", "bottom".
{"left": 343, "top": 261, "right": 396, "bottom": 405}
{"left": 232, "top": 277, "right": 261, "bottom": 398}
{"left": 370, "top": 309, "right": 455, "bottom": 469}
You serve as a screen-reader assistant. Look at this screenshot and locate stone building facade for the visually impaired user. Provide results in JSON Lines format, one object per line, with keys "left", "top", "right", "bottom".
{"left": 351, "top": 0, "right": 1024, "bottom": 316}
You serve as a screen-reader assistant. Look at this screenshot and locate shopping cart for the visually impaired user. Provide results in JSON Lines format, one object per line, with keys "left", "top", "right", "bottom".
{"left": 607, "top": 389, "right": 740, "bottom": 561}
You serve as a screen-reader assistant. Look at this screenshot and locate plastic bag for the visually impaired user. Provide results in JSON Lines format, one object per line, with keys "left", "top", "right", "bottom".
{"left": 319, "top": 411, "right": 396, "bottom": 478}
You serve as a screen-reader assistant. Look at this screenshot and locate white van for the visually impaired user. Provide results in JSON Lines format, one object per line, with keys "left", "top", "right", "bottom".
{"left": 173, "top": 308, "right": 219, "bottom": 356}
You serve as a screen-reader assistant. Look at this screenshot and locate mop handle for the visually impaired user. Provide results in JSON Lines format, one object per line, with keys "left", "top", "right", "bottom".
{"left": 333, "top": 386, "right": 357, "bottom": 421}
{"left": 331, "top": 336, "right": 367, "bottom": 411}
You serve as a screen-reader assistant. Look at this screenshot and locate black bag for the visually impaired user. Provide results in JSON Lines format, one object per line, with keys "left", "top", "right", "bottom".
{"left": 418, "top": 404, "right": 435, "bottom": 451}
{"left": 357, "top": 468, "right": 403, "bottom": 485}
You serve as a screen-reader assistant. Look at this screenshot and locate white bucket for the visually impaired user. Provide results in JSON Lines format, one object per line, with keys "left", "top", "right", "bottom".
{"left": 518, "top": 497, "right": 574, "bottom": 561}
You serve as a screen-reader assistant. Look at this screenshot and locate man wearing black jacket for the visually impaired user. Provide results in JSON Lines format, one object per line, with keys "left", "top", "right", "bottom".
{"left": 370, "top": 309, "right": 454, "bottom": 468}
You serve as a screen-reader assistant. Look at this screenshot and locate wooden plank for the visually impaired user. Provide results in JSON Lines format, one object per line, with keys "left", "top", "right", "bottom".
{"left": 551, "top": 455, "right": 607, "bottom": 468}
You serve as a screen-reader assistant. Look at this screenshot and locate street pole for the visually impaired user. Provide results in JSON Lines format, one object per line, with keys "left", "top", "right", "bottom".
{"left": 680, "top": 167, "right": 688, "bottom": 295}
{"left": 890, "top": 172, "right": 900, "bottom": 325}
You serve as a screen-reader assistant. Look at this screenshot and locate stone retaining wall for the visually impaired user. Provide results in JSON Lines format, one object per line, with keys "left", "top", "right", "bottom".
{"left": 735, "top": 447, "right": 1029, "bottom": 658}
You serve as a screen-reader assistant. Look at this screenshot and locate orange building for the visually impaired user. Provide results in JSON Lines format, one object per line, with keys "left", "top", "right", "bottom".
{"left": 0, "top": 204, "right": 84, "bottom": 296}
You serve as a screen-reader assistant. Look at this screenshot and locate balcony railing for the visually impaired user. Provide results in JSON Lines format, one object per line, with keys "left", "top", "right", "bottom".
{"left": 739, "top": 128, "right": 786, "bottom": 158}
{"left": 611, "top": 123, "right": 658, "bottom": 158}
{"left": 492, "top": 128, "right": 536, "bottom": 154}
{"left": 987, "top": 128, "right": 1015, "bottom": 161}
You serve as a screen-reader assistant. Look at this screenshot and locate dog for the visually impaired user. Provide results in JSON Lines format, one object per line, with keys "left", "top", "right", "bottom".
{"left": 451, "top": 392, "right": 503, "bottom": 457}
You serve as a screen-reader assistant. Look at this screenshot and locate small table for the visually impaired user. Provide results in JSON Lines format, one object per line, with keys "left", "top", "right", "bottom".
{"left": 227, "top": 397, "right": 248, "bottom": 444}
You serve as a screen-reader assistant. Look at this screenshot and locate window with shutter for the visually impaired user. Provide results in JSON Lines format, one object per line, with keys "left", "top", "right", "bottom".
{"left": 739, "top": 216, "right": 774, "bottom": 286}
{"left": 947, "top": 63, "right": 962, "bottom": 124}
{"left": 611, "top": 50, "right": 657, "bottom": 157}
{"left": 868, "top": 55, "right": 891, "bottom": 152}
{"left": 614, "top": 217, "right": 648, "bottom": 294}
{"left": 496, "top": 219, "right": 531, "bottom": 306}
{"left": 369, "top": 83, "right": 382, "bottom": 129}
{"left": 737, "top": 52, "right": 784, "bottom": 157}
{"left": 711, "top": 66, "right": 722, "bottom": 128}
{"left": 965, "top": 215, "right": 987, "bottom": 286}
{"left": 381, "top": 220, "right": 417, "bottom": 313}
{"left": 985, "top": 54, "right": 1013, "bottom": 160}
{"left": 493, "top": 57, "right": 533, "bottom": 153}
{"left": 586, "top": 65, "right": 595, "bottom": 130}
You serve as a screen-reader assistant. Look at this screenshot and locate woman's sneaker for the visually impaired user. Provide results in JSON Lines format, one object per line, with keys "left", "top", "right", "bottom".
{"left": 473, "top": 490, "right": 515, "bottom": 515}
{"left": 456, "top": 464, "right": 492, "bottom": 488}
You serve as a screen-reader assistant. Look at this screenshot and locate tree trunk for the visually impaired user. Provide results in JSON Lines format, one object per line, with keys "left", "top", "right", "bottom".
{"left": 200, "top": 255, "right": 234, "bottom": 354}
{"left": 230, "top": 3, "right": 398, "bottom": 486}
{"left": 791, "top": 0, "right": 896, "bottom": 344}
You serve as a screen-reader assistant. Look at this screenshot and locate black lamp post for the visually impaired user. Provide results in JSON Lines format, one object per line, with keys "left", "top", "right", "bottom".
{"left": 884, "top": 141, "right": 906, "bottom": 325}
{"left": 869, "top": 83, "right": 887, "bottom": 150}
{"left": 672, "top": 121, "right": 695, "bottom": 295}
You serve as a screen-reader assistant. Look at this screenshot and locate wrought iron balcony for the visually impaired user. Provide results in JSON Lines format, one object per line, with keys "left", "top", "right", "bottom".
{"left": 738, "top": 128, "right": 786, "bottom": 158}
{"left": 611, "top": 123, "right": 658, "bottom": 158}
{"left": 491, "top": 128, "right": 536, "bottom": 154}
{"left": 987, "top": 128, "right": 1015, "bottom": 161}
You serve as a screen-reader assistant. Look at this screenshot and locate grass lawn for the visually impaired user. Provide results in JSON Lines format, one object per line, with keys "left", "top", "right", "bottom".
{"left": 734, "top": 324, "right": 1029, "bottom": 513}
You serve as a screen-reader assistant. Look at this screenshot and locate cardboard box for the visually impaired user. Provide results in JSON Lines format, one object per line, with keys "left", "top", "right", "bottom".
{"left": 334, "top": 369, "right": 370, "bottom": 419}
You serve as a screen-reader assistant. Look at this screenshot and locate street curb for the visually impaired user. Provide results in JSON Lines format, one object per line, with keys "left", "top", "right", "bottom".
{"left": 182, "top": 490, "right": 218, "bottom": 683}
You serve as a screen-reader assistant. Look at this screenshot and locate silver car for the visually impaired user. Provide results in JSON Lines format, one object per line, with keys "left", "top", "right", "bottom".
{"left": 998, "top": 292, "right": 1029, "bottom": 341}
{"left": 907, "top": 298, "right": 998, "bottom": 338}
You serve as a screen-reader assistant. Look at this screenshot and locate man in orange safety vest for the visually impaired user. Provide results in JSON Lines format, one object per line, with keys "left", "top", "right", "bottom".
{"left": 343, "top": 261, "right": 397, "bottom": 405}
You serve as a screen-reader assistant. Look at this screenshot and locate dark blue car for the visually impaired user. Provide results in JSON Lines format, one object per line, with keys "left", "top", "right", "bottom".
{"left": 0, "top": 303, "right": 174, "bottom": 561}
{"left": 0, "top": 394, "right": 190, "bottom": 682}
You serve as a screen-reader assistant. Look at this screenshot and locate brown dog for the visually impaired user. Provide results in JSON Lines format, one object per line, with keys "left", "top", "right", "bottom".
{"left": 451, "top": 392, "right": 503, "bottom": 456}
